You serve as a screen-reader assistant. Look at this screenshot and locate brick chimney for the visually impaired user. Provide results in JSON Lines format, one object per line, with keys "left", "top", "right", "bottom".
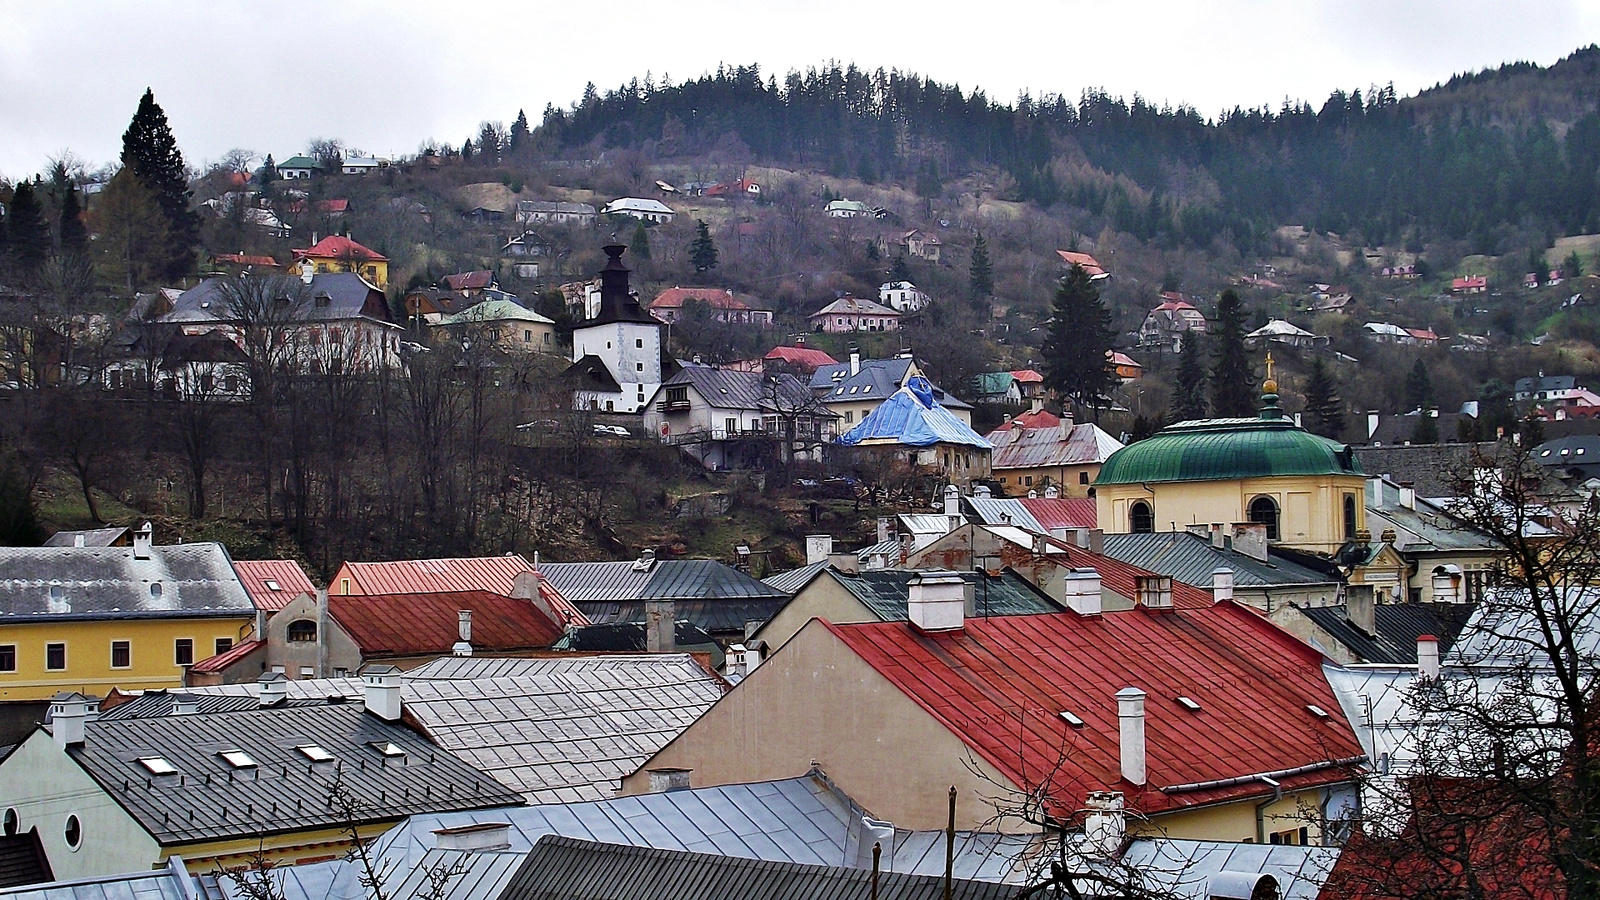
{"left": 51, "top": 692, "right": 89, "bottom": 749}
{"left": 1116, "top": 688, "right": 1147, "bottom": 786}
{"left": 132, "top": 521, "right": 153, "bottom": 560}
{"left": 1136, "top": 576, "right": 1173, "bottom": 611}
{"left": 1346, "top": 584, "right": 1376, "bottom": 636}
{"left": 907, "top": 571, "right": 966, "bottom": 632}
{"left": 363, "top": 665, "right": 402, "bottom": 721}
{"left": 1417, "top": 634, "right": 1440, "bottom": 680}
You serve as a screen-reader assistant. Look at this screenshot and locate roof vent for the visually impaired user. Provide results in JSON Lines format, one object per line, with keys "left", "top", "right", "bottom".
{"left": 631, "top": 550, "right": 657, "bottom": 572}
{"left": 257, "top": 672, "right": 288, "bottom": 707}
{"left": 1136, "top": 576, "right": 1173, "bottom": 611}
{"left": 433, "top": 823, "right": 512, "bottom": 852}
{"left": 171, "top": 694, "right": 200, "bottom": 715}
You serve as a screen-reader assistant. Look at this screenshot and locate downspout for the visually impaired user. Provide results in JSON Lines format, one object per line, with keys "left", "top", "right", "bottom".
{"left": 1254, "top": 776, "right": 1283, "bottom": 844}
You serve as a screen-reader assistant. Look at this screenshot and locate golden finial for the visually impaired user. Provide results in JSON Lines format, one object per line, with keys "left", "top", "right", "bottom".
{"left": 1262, "top": 351, "right": 1278, "bottom": 395}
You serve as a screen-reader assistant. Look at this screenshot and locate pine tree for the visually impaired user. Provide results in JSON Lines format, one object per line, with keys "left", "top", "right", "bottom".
{"left": 969, "top": 234, "right": 993, "bottom": 301}
{"left": 1042, "top": 264, "right": 1116, "bottom": 419}
{"left": 1566, "top": 250, "right": 1583, "bottom": 279}
{"left": 690, "top": 220, "right": 718, "bottom": 273}
{"left": 1304, "top": 355, "right": 1344, "bottom": 438}
{"left": 89, "top": 168, "right": 170, "bottom": 291}
{"left": 259, "top": 153, "right": 277, "bottom": 186}
{"left": 6, "top": 181, "right": 50, "bottom": 276}
{"left": 630, "top": 223, "right": 652, "bottom": 260}
{"left": 509, "top": 110, "right": 531, "bottom": 160}
{"left": 1209, "top": 289, "right": 1256, "bottom": 416}
{"left": 52, "top": 165, "right": 87, "bottom": 258}
{"left": 1171, "top": 333, "right": 1209, "bottom": 421}
{"left": 120, "top": 88, "right": 198, "bottom": 281}
{"left": 1405, "top": 359, "right": 1432, "bottom": 412}
{"left": 477, "top": 122, "right": 501, "bottom": 166}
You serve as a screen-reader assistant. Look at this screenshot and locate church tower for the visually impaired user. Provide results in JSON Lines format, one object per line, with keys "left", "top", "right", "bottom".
{"left": 568, "top": 244, "right": 664, "bottom": 413}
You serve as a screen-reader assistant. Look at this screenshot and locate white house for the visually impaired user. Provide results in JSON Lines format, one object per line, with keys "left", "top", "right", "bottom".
{"left": 516, "top": 201, "right": 598, "bottom": 226}
{"left": 643, "top": 365, "right": 836, "bottom": 469}
{"left": 879, "top": 281, "right": 931, "bottom": 313}
{"left": 602, "top": 198, "right": 676, "bottom": 224}
{"left": 825, "top": 199, "right": 872, "bottom": 218}
{"left": 274, "top": 155, "right": 320, "bottom": 180}
{"left": 340, "top": 157, "right": 383, "bottom": 175}
{"left": 1246, "top": 319, "right": 1320, "bottom": 349}
{"left": 565, "top": 244, "right": 663, "bottom": 413}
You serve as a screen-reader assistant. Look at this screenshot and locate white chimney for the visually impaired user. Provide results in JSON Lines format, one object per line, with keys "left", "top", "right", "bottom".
{"left": 849, "top": 346, "right": 861, "bottom": 376}
{"left": 363, "top": 665, "right": 402, "bottom": 721}
{"left": 877, "top": 517, "right": 892, "bottom": 544}
{"left": 1210, "top": 523, "right": 1225, "bottom": 549}
{"left": 258, "top": 672, "right": 288, "bottom": 707}
{"left": 1116, "top": 687, "right": 1147, "bottom": 786}
{"left": 646, "top": 599, "right": 676, "bottom": 652}
{"left": 51, "top": 692, "right": 89, "bottom": 750}
{"left": 1417, "top": 634, "right": 1440, "bottom": 680}
{"left": 805, "top": 534, "right": 835, "bottom": 565}
{"left": 73, "top": 534, "right": 85, "bottom": 547}
{"left": 1061, "top": 568, "right": 1102, "bottom": 617}
{"left": 433, "top": 823, "right": 512, "bottom": 852}
{"left": 973, "top": 485, "right": 991, "bottom": 499}
{"left": 1398, "top": 482, "right": 1416, "bottom": 510}
{"left": 1083, "top": 791, "right": 1125, "bottom": 858}
{"left": 1346, "top": 583, "right": 1376, "bottom": 636}
{"left": 170, "top": 694, "right": 199, "bottom": 715}
{"left": 1030, "top": 396, "right": 1044, "bottom": 414}
{"left": 743, "top": 641, "right": 765, "bottom": 674}
{"left": 1367, "top": 410, "right": 1380, "bottom": 438}
{"left": 943, "top": 484, "right": 960, "bottom": 516}
{"left": 132, "top": 521, "right": 153, "bottom": 560}
{"left": 453, "top": 609, "right": 473, "bottom": 656}
{"left": 907, "top": 571, "right": 966, "bottom": 632}
{"left": 1211, "top": 567, "right": 1234, "bottom": 604}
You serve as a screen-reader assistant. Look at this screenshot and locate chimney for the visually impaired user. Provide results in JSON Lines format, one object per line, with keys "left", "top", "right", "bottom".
{"left": 1231, "top": 523, "right": 1268, "bottom": 562}
{"left": 1210, "top": 523, "right": 1225, "bottom": 549}
{"left": 1367, "top": 410, "right": 1380, "bottom": 439}
{"left": 1211, "top": 567, "right": 1234, "bottom": 603}
{"left": 1417, "top": 634, "right": 1440, "bottom": 680}
{"left": 1398, "top": 482, "right": 1416, "bottom": 510}
{"left": 1116, "top": 688, "right": 1147, "bottom": 786}
{"left": 943, "top": 484, "right": 960, "bottom": 517}
{"left": 1061, "top": 568, "right": 1102, "bottom": 616}
{"left": 363, "top": 665, "right": 403, "bottom": 721}
{"left": 743, "top": 640, "right": 766, "bottom": 675}
{"left": 974, "top": 484, "right": 991, "bottom": 499}
{"left": 453, "top": 610, "right": 473, "bottom": 656}
{"left": 433, "top": 823, "right": 512, "bottom": 852}
{"left": 805, "top": 534, "right": 835, "bottom": 565}
{"left": 73, "top": 533, "right": 85, "bottom": 547}
{"left": 877, "top": 517, "right": 891, "bottom": 544}
{"left": 132, "top": 521, "right": 153, "bottom": 560}
{"left": 257, "top": 672, "right": 288, "bottom": 707}
{"left": 51, "top": 692, "right": 89, "bottom": 749}
{"left": 647, "top": 767, "right": 693, "bottom": 793}
{"left": 511, "top": 570, "right": 563, "bottom": 627}
{"left": 828, "top": 552, "right": 861, "bottom": 574}
{"left": 1030, "top": 396, "right": 1043, "bottom": 414}
{"left": 170, "top": 694, "right": 200, "bottom": 715}
{"left": 849, "top": 345, "right": 861, "bottom": 376}
{"left": 1083, "top": 791, "right": 1125, "bottom": 858}
{"left": 1088, "top": 529, "right": 1104, "bottom": 555}
{"left": 1346, "top": 583, "right": 1376, "bottom": 636}
{"left": 907, "top": 571, "right": 967, "bottom": 632}
{"left": 1136, "top": 576, "right": 1173, "bottom": 611}
{"left": 646, "top": 599, "right": 676, "bottom": 652}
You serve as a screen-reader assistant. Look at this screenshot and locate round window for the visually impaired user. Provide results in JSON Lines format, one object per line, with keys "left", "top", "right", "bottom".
{"left": 64, "top": 815, "right": 82, "bottom": 850}
{"left": 3, "top": 808, "right": 17, "bottom": 836}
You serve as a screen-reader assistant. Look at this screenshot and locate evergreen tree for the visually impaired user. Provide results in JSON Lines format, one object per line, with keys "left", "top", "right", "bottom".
{"left": 89, "top": 168, "right": 170, "bottom": 290}
{"left": 477, "top": 122, "right": 501, "bottom": 165}
{"left": 1170, "top": 333, "right": 1209, "bottom": 421}
{"left": 508, "top": 110, "right": 531, "bottom": 159}
{"left": 259, "top": 153, "right": 277, "bottom": 186}
{"left": 889, "top": 254, "right": 911, "bottom": 283}
{"left": 969, "top": 234, "right": 993, "bottom": 301}
{"left": 689, "top": 219, "right": 718, "bottom": 273}
{"left": 1405, "top": 359, "right": 1433, "bottom": 411}
{"left": 1209, "top": 290, "right": 1256, "bottom": 416}
{"left": 120, "top": 88, "right": 198, "bottom": 281}
{"left": 1042, "top": 264, "right": 1115, "bottom": 419}
{"left": 915, "top": 159, "right": 941, "bottom": 198}
{"left": 1304, "top": 355, "right": 1344, "bottom": 438}
{"left": 5, "top": 181, "right": 50, "bottom": 276}
{"left": 630, "top": 222, "right": 651, "bottom": 260}
{"left": 0, "top": 452, "right": 43, "bottom": 547}
{"left": 1565, "top": 250, "right": 1583, "bottom": 278}
{"left": 52, "top": 165, "right": 87, "bottom": 257}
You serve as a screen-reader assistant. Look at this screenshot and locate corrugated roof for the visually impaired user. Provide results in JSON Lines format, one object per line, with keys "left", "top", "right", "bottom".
{"left": 1017, "top": 497, "right": 1097, "bottom": 530}
{"left": 810, "top": 296, "right": 899, "bottom": 318}
{"left": 164, "top": 273, "right": 393, "bottom": 326}
{"left": 1098, "top": 532, "right": 1338, "bottom": 589}
{"left": 963, "top": 498, "right": 1044, "bottom": 532}
{"left": 664, "top": 366, "right": 817, "bottom": 412}
{"left": 1301, "top": 603, "right": 1475, "bottom": 665}
{"left": 443, "top": 271, "right": 493, "bottom": 291}
{"left": 236, "top": 848, "right": 523, "bottom": 900}
{"left": 0, "top": 830, "right": 50, "bottom": 889}
{"left": 831, "top": 570, "right": 1061, "bottom": 620}
{"left": 764, "top": 345, "right": 837, "bottom": 371}
{"left": 576, "top": 599, "right": 788, "bottom": 636}
{"left": 0, "top": 862, "right": 191, "bottom": 900}
{"left": 651, "top": 288, "right": 753, "bottom": 311}
{"left": 0, "top": 543, "right": 255, "bottom": 621}
{"left": 328, "top": 591, "right": 564, "bottom": 656}
{"left": 987, "top": 422, "right": 1124, "bottom": 470}
{"left": 337, "top": 556, "right": 586, "bottom": 626}
{"left": 1118, "top": 838, "right": 1340, "bottom": 900}
{"left": 500, "top": 836, "right": 1022, "bottom": 900}
{"left": 43, "top": 527, "right": 128, "bottom": 547}
{"left": 58, "top": 701, "right": 525, "bottom": 844}
{"left": 762, "top": 561, "right": 830, "bottom": 596}
{"left": 836, "top": 380, "right": 992, "bottom": 449}
{"left": 1364, "top": 479, "right": 1502, "bottom": 553}
{"left": 826, "top": 605, "right": 1365, "bottom": 817}
{"left": 232, "top": 559, "right": 316, "bottom": 611}
{"left": 1097, "top": 414, "right": 1361, "bottom": 485}
{"left": 542, "top": 560, "right": 787, "bottom": 604}
{"left": 97, "top": 689, "right": 284, "bottom": 720}
{"left": 811, "top": 358, "right": 971, "bottom": 410}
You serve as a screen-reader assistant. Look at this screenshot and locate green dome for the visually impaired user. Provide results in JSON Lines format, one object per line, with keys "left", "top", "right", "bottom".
{"left": 1095, "top": 415, "right": 1363, "bottom": 486}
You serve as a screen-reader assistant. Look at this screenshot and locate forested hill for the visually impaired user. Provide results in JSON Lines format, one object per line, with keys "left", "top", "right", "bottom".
{"left": 534, "top": 46, "right": 1600, "bottom": 257}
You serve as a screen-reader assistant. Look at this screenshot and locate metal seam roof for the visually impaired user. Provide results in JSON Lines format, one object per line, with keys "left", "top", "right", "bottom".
{"left": 1096, "top": 417, "right": 1362, "bottom": 486}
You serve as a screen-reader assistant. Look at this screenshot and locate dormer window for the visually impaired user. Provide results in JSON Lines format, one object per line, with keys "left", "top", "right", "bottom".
{"left": 138, "top": 756, "right": 177, "bottom": 775}
{"left": 218, "top": 750, "right": 257, "bottom": 769}
{"left": 297, "top": 744, "right": 335, "bottom": 762}
{"left": 265, "top": 579, "right": 281, "bottom": 591}
{"left": 150, "top": 583, "right": 163, "bottom": 599}
{"left": 370, "top": 742, "right": 406, "bottom": 758}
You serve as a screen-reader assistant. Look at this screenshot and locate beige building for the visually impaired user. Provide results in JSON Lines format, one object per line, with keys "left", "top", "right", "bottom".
{"left": 436, "top": 299, "right": 558, "bottom": 353}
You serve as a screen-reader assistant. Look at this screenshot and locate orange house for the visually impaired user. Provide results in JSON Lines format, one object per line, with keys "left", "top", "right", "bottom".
{"left": 292, "top": 235, "right": 389, "bottom": 289}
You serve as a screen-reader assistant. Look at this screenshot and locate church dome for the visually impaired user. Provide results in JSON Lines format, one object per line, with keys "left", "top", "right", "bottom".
{"left": 1094, "top": 416, "right": 1362, "bottom": 486}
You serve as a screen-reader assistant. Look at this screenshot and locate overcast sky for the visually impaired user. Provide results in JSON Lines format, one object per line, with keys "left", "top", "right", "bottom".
{"left": 3, "top": 1, "right": 1598, "bottom": 179}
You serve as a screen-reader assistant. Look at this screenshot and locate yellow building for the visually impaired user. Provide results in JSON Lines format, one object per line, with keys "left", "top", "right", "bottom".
{"left": 1094, "top": 365, "right": 1366, "bottom": 555}
{"left": 984, "top": 408, "right": 1124, "bottom": 498}
{"left": 435, "top": 298, "right": 559, "bottom": 353}
{"left": 291, "top": 234, "right": 389, "bottom": 289}
{"left": 0, "top": 526, "right": 257, "bottom": 702}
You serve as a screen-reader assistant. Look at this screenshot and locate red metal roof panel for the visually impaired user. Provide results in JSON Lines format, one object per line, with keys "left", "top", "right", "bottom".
{"left": 337, "top": 556, "right": 589, "bottom": 626}
{"left": 329, "top": 590, "right": 564, "bottom": 656}
{"left": 233, "top": 559, "right": 317, "bottom": 610}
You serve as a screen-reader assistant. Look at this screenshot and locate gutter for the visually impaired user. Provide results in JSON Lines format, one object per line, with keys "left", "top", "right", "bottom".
{"left": 1161, "top": 755, "right": 1367, "bottom": 794}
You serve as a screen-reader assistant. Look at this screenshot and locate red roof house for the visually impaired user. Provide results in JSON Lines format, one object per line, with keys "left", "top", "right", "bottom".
{"left": 1452, "top": 275, "right": 1488, "bottom": 293}
{"left": 1019, "top": 496, "right": 1098, "bottom": 530}
{"left": 331, "top": 555, "right": 587, "bottom": 627}
{"left": 233, "top": 559, "right": 317, "bottom": 611}
{"left": 649, "top": 287, "right": 772, "bottom": 324}
{"left": 1056, "top": 250, "right": 1109, "bottom": 279}
{"left": 762, "top": 343, "right": 839, "bottom": 374}
{"left": 328, "top": 590, "right": 565, "bottom": 657}
{"left": 292, "top": 235, "right": 386, "bottom": 263}
{"left": 211, "top": 252, "right": 279, "bottom": 269}
{"left": 443, "top": 270, "right": 494, "bottom": 292}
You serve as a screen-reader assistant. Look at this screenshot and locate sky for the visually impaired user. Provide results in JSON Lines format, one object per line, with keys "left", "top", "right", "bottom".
{"left": 3, "top": 0, "right": 1599, "bottom": 179}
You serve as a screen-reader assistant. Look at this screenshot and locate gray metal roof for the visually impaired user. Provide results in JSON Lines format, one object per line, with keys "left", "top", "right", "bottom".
{"left": 0, "top": 543, "right": 255, "bottom": 622}
{"left": 1365, "top": 478, "right": 1504, "bottom": 552}
{"left": 1097, "top": 532, "right": 1339, "bottom": 589}
{"left": 1116, "top": 838, "right": 1340, "bottom": 900}
{"left": 1300, "top": 603, "right": 1475, "bottom": 665}
{"left": 831, "top": 570, "right": 1062, "bottom": 621}
{"left": 164, "top": 274, "right": 393, "bottom": 326}
{"left": 180, "top": 678, "right": 366, "bottom": 701}
{"left": 56, "top": 700, "right": 525, "bottom": 845}
{"left": 372, "top": 773, "right": 1037, "bottom": 885}
{"left": 230, "top": 845, "right": 523, "bottom": 900}
{"left": 543, "top": 560, "right": 789, "bottom": 604}
{"left": 762, "top": 562, "right": 829, "bottom": 597}
{"left": 576, "top": 599, "right": 789, "bottom": 636}
{"left": 962, "top": 498, "right": 1044, "bottom": 532}
{"left": 43, "top": 527, "right": 128, "bottom": 548}
{"left": 810, "top": 358, "right": 971, "bottom": 410}
{"left": 0, "top": 858, "right": 195, "bottom": 900}
{"left": 501, "top": 836, "right": 1022, "bottom": 900}
{"left": 665, "top": 366, "right": 819, "bottom": 412}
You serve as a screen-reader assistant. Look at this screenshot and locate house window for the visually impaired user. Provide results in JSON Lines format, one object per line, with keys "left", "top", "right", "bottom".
{"left": 523, "top": 330, "right": 532, "bottom": 342}
{"left": 636, "top": 339, "right": 643, "bottom": 348}
{"left": 1344, "top": 494, "right": 1358, "bottom": 541}
{"left": 726, "top": 417, "right": 738, "bottom": 434}
{"left": 1129, "top": 501, "right": 1154, "bottom": 534}
{"left": 200, "top": 373, "right": 215, "bottom": 391}
{"left": 111, "top": 641, "right": 131, "bottom": 669}
{"left": 1024, "top": 476, "right": 1033, "bottom": 486}
{"left": 543, "top": 333, "right": 551, "bottom": 345}
{"left": 215, "top": 638, "right": 234, "bottom": 656}
{"left": 64, "top": 815, "right": 81, "bottom": 851}
{"left": 636, "top": 362, "right": 645, "bottom": 372}
{"left": 0, "top": 645, "right": 13, "bottom": 672}
{"left": 174, "top": 639, "right": 193, "bottom": 666}
{"left": 340, "top": 578, "right": 351, "bottom": 595}
{"left": 1079, "top": 471, "right": 1090, "bottom": 485}
{"left": 287, "top": 620, "right": 317, "bottom": 642}
{"left": 46, "top": 643, "right": 66, "bottom": 671}
{"left": 300, "top": 666, "right": 315, "bottom": 678}
{"left": 1249, "top": 496, "right": 1280, "bottom": 541}
{"left": 844, "top": 411, "right": 853, "bottom": 424}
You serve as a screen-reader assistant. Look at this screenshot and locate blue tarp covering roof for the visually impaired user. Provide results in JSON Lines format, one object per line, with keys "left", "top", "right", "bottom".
{"left": 836, "top": 377, "right": 993, "bottom": 449}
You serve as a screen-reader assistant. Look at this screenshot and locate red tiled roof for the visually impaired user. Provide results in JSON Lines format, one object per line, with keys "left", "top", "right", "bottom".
{"left": 1050, "top": 541, "right": 1212, "bottom": 609}
{"left": 1154, "top": 300, "right": 1198, "bottom": 311}
{"left": 233, "top": 559, "right": 317, "bottom": 611}
{"left": 1108, "top": 352, "right": 1142, "bottom": 369}
{"left": 212, "top": 253, "right": 278, "bottom": 267}
{"left": 824, "top": 603, "right": 1362, "bottom": 818}
{"left": 190, "top": 639, "right": 265, "bottom": 674}
{"left": 1019, "top": 497, "right": 1098, "bottom": 530}
{"left": 1405, "top": 328, "right": 1438, "bottom": 341}
{"left": 328, "top": 590, "right": 564, "bottom": 656}
{"left": 990, "top": 409, "right": 1063, "bottom": 431}
{"left": 1055, "top": 251, "right": 1107, "bottom": 276}
{"left": 443, "top": 270, "right": 493, "bottom": 291}
{"left": 764, "top": 345, "right": 838, "bottom": 371}
{"left": 293, "top": 235, "right": 387, "bottom": 262}
{"left": 335, "top": 556, "right": 588, "bottom": 626}
{"left": 651, "top": 287, "right": 752, "bottom": 310}
{"left": 316, "top": 199, "right": 349, "bottom": 214}
{"left": 1452, "top": 275, "right": 1488, "bottom": 289}
{"left": 1008, "top": 369, "right": 1044, "bottom": 383}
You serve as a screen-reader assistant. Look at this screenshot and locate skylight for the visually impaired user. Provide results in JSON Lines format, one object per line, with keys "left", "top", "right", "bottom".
{"left": 218, "top": 750, "right": 257, "bottom": 768}
{"left": 1307, "top": 704, "right": 1330, "bottom": 718}
{"left": 138, "top": 756, "right": 177, "bottom": 775}
{"left": 1176, "top": 696, "right": 1202, "bottom": 711}
{"left": 371, "top": 742, "right": 407, "bottom": 758}
{"left": 265, "top": 579, "right": 281, "bottom": 591}
{"left": 1059, "top": 711, "right": 1085, "bottom": 727}
{"left": 297, "top": 745, "right": 335, "bottom": 762}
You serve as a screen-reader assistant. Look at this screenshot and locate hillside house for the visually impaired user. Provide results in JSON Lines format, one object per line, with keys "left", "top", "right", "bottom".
{"left": 562, "top": 244, "right": 666, "bottom": 413}
{"left": 898, "top": 229, "right": 943, "bottom": 262}
{"left": 291, "top": 234, "right": 389, "bottom": 289}
{"left": 833, "top": 378, "right": 993, "bottom": 489}
{"left": 437, "top": 299, "right": 557, "bottom": 353}
{"left": 1381, "top": 265, "right": 1417, "bottom": 279}
{"left": 602, "top": 198, "right": 675, "bottom": 223}
{"left": 273, "top": 155, "right": 320, "bottom": 179}
{"left": 1137, "top": 297, "right": 1208, "bottom": 351}
{"left": 340, "top": 156, "right": 383, "bottom": 175}
{"left": 643, "top": 365, "right": 836, "bottom": 469}
{"left": 809, "top": 296, "right": 900, "bottom": 333}
{"left": 516, "top": 200, "right": 597, "bottom": 226}
{"left": 649, "top": 287, "right": 773, "bottom": 325}
{"left": 500, "top": 230, "right": 552, "bottom": 257}
{"left": 1247, "top": 319, "right": 1320, "bottom": 349}
{"left": 759, "top": 341, "right": 837, "bottom": 375}
{"left": 985, "top": 411, "right": 1124, "bottom": 497}
{"left": 825, "top": 199, "right": 873, "bottom": 218}
{"left": 1055, "top": 250, "right": 1109, "bottom": 279}
{"left": 879, "top": 281, "right": 931, "bottom": 313}
{"left": 812, "top": 352, "right": 972, "bottom": 428}
{"left": 1108, "top": 352, "right": 1143, "bottom": 382}
{"left": 1451, "top": 275, "right": 1488, "bottom": 294}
